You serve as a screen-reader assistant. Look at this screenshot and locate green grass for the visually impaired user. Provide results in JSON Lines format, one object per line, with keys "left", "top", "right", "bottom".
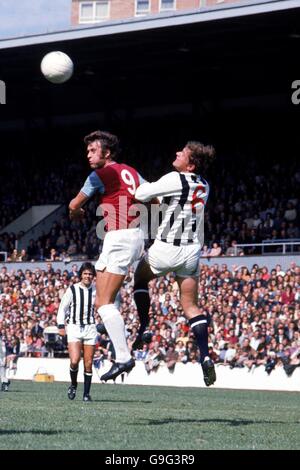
{"left": 0, "top": 380, "right": 300, "bottom": 450}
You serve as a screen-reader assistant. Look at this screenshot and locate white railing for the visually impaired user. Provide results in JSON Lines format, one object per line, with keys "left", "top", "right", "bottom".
{"left": 234, "top": 239, "right": 300, "bottom": 256}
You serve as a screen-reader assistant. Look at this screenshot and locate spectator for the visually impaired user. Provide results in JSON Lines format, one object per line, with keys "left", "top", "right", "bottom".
{"left": 225, "top": 240, "right": 244, "bottom": 257}
{"left": 144, "top": 343, "right": 164, "bottom": 374}
{"left": 209, "top": 242, "right": 222, "bottom": 257}
{"left": 165, "top": 344, "right": 178, "bottom": 373}
{"left": 281, "top": 286, "right": 295, "bottom": 305}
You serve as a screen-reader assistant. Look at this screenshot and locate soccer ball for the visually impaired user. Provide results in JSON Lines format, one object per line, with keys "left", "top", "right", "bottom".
{"left": 41, "top": 51, "right": 74, "bottom": 84}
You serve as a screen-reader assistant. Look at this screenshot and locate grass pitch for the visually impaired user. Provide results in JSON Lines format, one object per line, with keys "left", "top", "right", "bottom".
{"left": 0, "top": 380, "right": 300, "bottom": 450}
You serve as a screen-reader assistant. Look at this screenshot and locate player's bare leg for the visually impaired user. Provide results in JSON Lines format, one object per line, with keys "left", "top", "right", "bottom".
{"left": 176, "top": 276, "right": 216, "bottom": 386}
{"left": 96, "top": 270, "right": 135, "bottom": 381}
{"left": 96, "top": 270, "right": 125, "bottom": 307}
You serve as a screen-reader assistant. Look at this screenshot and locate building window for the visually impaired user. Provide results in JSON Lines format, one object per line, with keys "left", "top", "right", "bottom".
{"left": 135, "top": 0, "right": 151, "bottom": 16}
{"left": 160, "top": 0, "right": 176, "bottom": 12}
{"left": 79, "top": 1, "right": 109, "bottom": 23}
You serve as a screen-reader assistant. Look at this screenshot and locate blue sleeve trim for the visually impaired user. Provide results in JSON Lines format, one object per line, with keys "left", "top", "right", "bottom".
{"left": 80, "top": 172, "right": 105, "bottom": 197}
{"left": 137, "top": 173, "right": 147, "bottom": 185}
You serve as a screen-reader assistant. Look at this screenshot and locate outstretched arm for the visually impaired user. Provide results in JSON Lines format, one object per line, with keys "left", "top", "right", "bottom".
{"left": 136, "top": 172, "right": 160, "bottom": 205}
{"left": 69, "top": 191, "right": 89, "bottom": 220}
{"left": 69, "top": 172, "right": 105, "bottom": 220}
{"left": 135, "top": 172, "right": 181, "bottom": 202}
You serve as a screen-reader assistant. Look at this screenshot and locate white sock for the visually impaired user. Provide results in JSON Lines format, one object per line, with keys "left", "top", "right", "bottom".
{"left": 98, "top": 304, "right": 131, "bottom": 363}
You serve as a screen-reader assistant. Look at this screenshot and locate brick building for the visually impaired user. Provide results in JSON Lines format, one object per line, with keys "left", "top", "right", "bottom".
{"left": 71, "top": 0, "right": 244, "bottom": 25}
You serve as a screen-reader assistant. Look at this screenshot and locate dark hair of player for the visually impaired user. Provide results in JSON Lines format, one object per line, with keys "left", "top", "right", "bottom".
{"left": 78, "top": 262, "right": 96, "bottom": 279}
{"left": 186, "top": 141, "right": 216, "bottom": 174}
{"left": 84, "top": 130, "right": 120, "bottom": 160}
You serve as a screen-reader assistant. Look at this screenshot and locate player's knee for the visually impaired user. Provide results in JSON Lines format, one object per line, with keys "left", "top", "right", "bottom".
{"left": 70, "top": 361, "right": 79, "bottom": 370}
{"left": 181, "top": 301, "right": 199, "bottom": 319}
{"left": 84, "top": 362, "right": 92, "bottom": 372}
{"left": 133, "top": 277, "right": 149, "bottom": 291}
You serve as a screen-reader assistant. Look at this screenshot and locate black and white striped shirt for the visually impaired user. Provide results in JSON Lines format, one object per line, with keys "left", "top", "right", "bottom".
{"left": 57, "top": 282, "right": 96, "bottom": 326}
{"left": 135, "top": 171, "right": 209, "bottom": 246}
{"left": 0, "top": 337, "right": 6, "bottom": 365}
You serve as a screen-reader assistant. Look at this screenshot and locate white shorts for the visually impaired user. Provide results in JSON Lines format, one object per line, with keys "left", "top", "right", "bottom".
{"left": 95, "top": 228, "right": 144, "bottom": 275}
{"left": 147, "top": 239, "right": 201, "bottom": 278}
{"left": 67, "top": 324, "right": 97, "bottom": 345}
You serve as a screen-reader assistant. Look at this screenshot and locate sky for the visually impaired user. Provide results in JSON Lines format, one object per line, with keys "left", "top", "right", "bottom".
{"left": 0, "top": 0, "right": 71, "bottom": 39}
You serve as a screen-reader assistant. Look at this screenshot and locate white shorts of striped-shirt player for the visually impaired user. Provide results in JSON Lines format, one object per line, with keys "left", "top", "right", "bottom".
{"left": 66, "top": 324, "right": 97, "bottom": 345}
{"left": 147, "top": 239, "right": 201, "bottom": 278}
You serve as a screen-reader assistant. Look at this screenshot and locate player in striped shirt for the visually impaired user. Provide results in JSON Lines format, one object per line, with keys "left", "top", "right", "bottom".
{"left": 57, "top": 262, "right": 96, "bottom": 402}
{"left": 133, "top": 141, "right": 217, "bottom": 386}
{"left": 0, "top": 334, "right": 10, "bottom": 392}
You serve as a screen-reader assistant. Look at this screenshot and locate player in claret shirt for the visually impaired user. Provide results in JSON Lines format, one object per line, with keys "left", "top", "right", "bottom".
{"left": 69, "top": 130, "right": 154, "bottom": 382}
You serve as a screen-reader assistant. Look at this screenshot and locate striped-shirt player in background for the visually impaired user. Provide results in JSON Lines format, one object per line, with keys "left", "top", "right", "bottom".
{"left": 57, "top": 262, "right": 97, "bottom": 402}
{"left": 0, "top": 334, "right": 10, "bottom": 392}
{"left": 133, "top": 141, "right": 217, "bottom": 387}
{"left": 69, "top": 130, "right": 157, "bottom": 382}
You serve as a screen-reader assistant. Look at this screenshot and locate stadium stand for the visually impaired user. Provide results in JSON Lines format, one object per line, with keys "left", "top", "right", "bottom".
{"left": 0, "top": 260, "right": 299, "bottom": 378}
{"left": 0, "top": 123, "right": 299, "bottom": 261}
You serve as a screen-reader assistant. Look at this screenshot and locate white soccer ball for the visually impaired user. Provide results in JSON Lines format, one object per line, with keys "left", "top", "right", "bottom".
{"left": 41, "top": 51, "right": 74, "bottom": 84}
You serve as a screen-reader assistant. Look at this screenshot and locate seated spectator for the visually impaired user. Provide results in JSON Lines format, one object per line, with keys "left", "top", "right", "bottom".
{"left": 224, "top": 343, "right": 238, "bottom": 365}
{"left": 284, "top": 202, "right": 297, "bottom": 222}
{"left": 225, "top": 240, "right": 244, "bottom": 257}
{"left": 200, "top": 245, "right": 210, "bottom": 257}
{"left": 281, "top": 286, "right": 295, "bottom": 305}
{"left": 9, "top": 249, "right": 19, "bottom": 262}
{"left": 134, "top": 343, "right": 149, "bottom": 361}
{"left": 209, "top": 242, "right": 222, "bottom": 257}
{"left": 46, "top": 248, "right": 61, "bottom": 262}
{"left": 144, "top": 343, "right": 165, "bottom": 374}
{"left": 250, "top": 329, "right": 262, "bottom": 351}
{"left": 164, "top": 344, "right": 178, "bottom": 373}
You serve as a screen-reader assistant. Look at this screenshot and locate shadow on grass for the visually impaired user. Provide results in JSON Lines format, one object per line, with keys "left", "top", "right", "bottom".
{"left": 0, "top": 430, "right": 75, "bottom": 435}
{"left": 98, "top": 399, "right": 153, "bottom": 404}
{"left": 132, "top": 418, "right": 289, "bottom": 427}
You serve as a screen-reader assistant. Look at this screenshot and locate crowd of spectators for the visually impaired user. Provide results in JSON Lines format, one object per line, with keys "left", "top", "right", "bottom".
{"left": 1, "top": 260, "right": 299, "bottom": 377}
{"left": 1, "top": 133, "right": 299, "bottom": 261}
{"left": 1, "top": 125, "right": 300, "bottom": 378}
